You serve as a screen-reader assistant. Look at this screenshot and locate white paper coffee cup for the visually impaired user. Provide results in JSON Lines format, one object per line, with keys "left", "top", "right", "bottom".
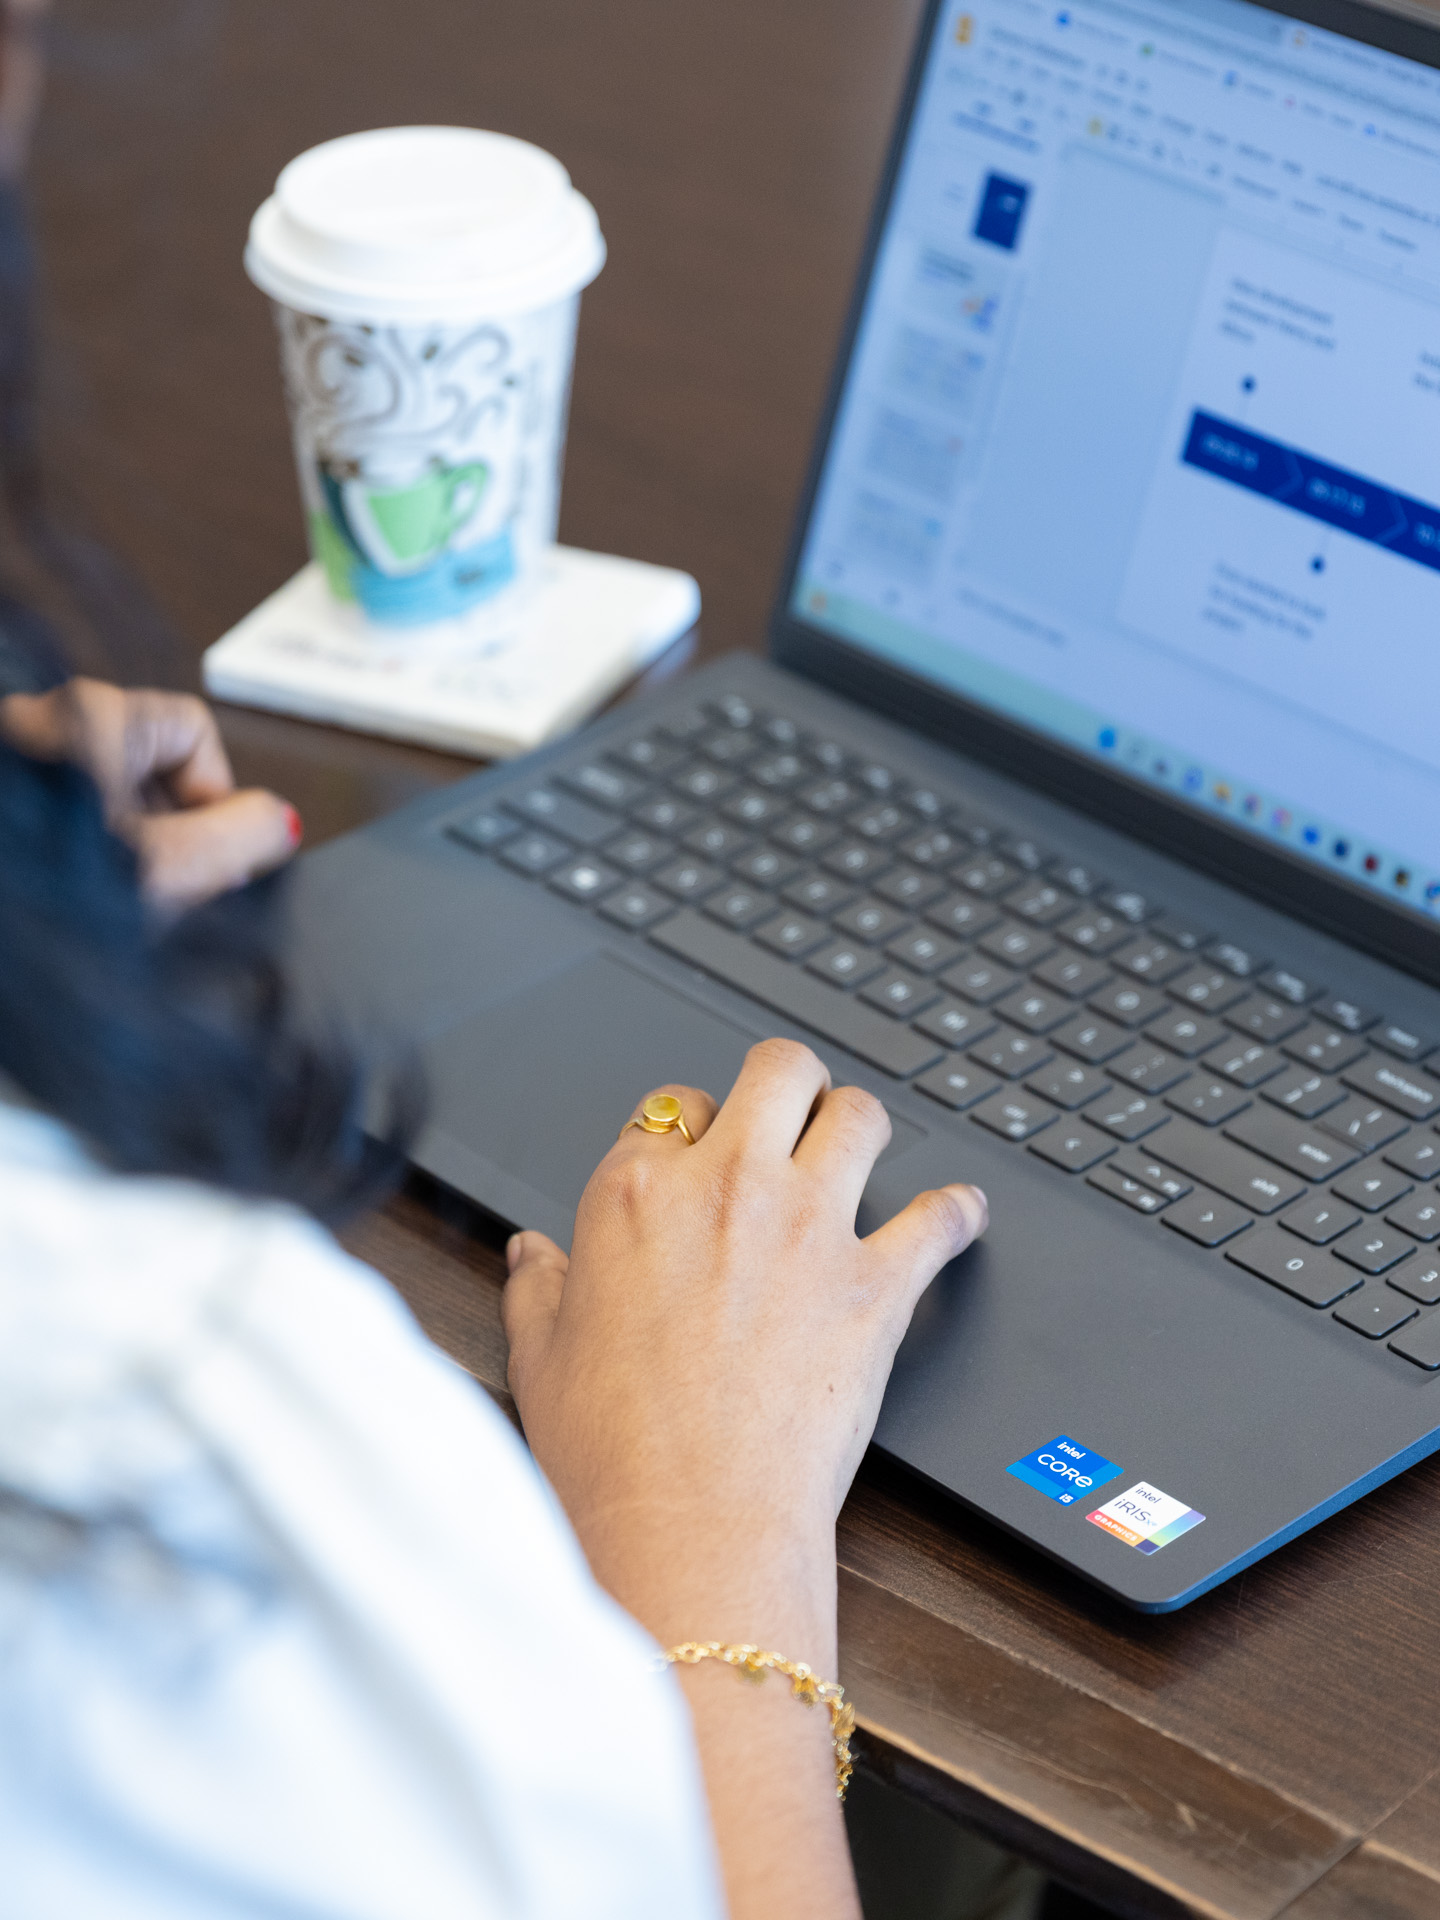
{"left": 246, "top": 126, "right": 605, "bottom": 626}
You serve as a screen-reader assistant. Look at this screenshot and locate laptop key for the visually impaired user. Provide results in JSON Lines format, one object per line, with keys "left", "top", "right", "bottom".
{"left": 654, "top": 856, "right": 725, "bottom": 902}
{"left": 1167, "top": 964, "right": 1250, "bottom": 1013}
{"left": 1262, "top": 1066, "right": 1344, "bottom": 1119}
{"left": 1007, "top": 880, "right": 1077, "bottom": 926}
{"left": 1110, "top": 936, "right": 1189, "bottom": 984}
{"left": 598, "top": 882, "right": 673, "bottom": 932}
{"left": 799, "top": 776, "right": 858, "bottom": 814}
{"left": 914, "top": 1057, "right": 1002, "bottom": 1111}
{"left": 823, "top": 840, "right": 893, "bottom": 885}
{"left": 924, "top": 894, "right": 1002, "bottom": 940}
{"left": 1204, "top": 940, "right": 1266, "bottom": 978}
{"left": 1373, "top": 1022, "right": 1436, "bottom": 1063}
{"left": 754, "top": 910, "right": 827, "bottom": 959}
{"left": 1049, "top": 860, "right": 1107, "bottom": 898}
{"left": 561, "top": 761, "right": 650, "bottom": 810}
{"left": 448, "top": 808, "right": 520, "bottom": 853}
{"left": 749, "top": 751, "right": 809, "bottom": 791}
{"left": 1164, "top": 1189, "right": 1251, "bottom": 1247}
{"left": 1385, "top": 1131, "right": 1440, "bottom": 1179}
{"left": 1202, "top": 1041, "right": 1283, "bottom": 1088}
{"left": 1284, "top": 1022, "right": 1369, "bottom": 1072}
{"left": 1107, "top": 1043, "right": 1191, "bottom": 1094}
{"left": 649, "top": 910, "right": 943, "bottom": 1079}
{"left": 954, "top": 854, "right": 1023, "bottom": 897}
{"left": 1390, "top": 1264, "right": 1440, "bottom": 1307}
{"left": 1030, "top": 1123, "right": 1115, "bottom": 1173}
{"left": 1332, "top": 1164, "right": 1413, "bottom": 1212}
{"left": 1088, "top": 1164, "right": 1168, "bottom": 1212}
{"left": 1225, "top": 996, "right": 1308, "bottom": 1044}
{"left": 875, "top": 866, "right": 945, "bottom": 911}
{"left": 996, "top": 985, "right": 1070, "bottom": 1035}
{"left": 1051, "top": 1011, "right": 1130, "bottom": 1064}
{"left": 1333, "top": 1223, "right": 1416, "bottom": 1275}
{"left": 979, "top": 922, "right": 1055, "bottom": 969}
{"left": 511, "top": 784, "right": 616, "bottom": 845}
{"left": 1385, "top": 1189, "right": 1440, "bottom": 1241}
{"left": 834, "top": 897, "right": 910, "bottom": 944}
{"left": 848, "top": 802, "right": 914, "bottom": 843}
{"left": 1334, "top": 1287, "right": 1418, "bottom": 1340}
{"left": 1110, "top": 1148, "right": 1192, "bottom": 1200}
{"left": 859, "top": 969, "right": 940, "bottom": 1019}
{"left": 1033, "top": 950, "right": 1113, "bottom": 1000}
{"left": 971, "top": 1089, "right": 1060, "bottom": 1142}
{"left": 723, "top": 788, "right": 789, "bottom": 829}
{"left": 1342, "top": 1055, "right": 1440, "bottom": 1122}
{"left": 901, "top": 827, "right": 966, "bottom": 868}
{"left": 806, "top": 940, "right": 885, "bottom": 989}
{"left": 886, "top": 928, "right": 963, "bottom": 974}
{"left": 547, "top": 856, "right": 622, "bottom": 903}
{"left": 773, "top": 813, "right": 842, "bottom": 857}
{"left": 1149, "top": 914, "right": 1208, "bottom": 952}
{"left": 1257, "top": 965, "right": 1323, "bottom": 1006}
{"left": 1316, "top": 1098, "right": 1409, "bottom": 1154}
{"left": 1144, "top": 1008, "right": 1228, "bottom": 1058}
{"left": 685, "top": 818, "right": 752, "bottom": 861}
{"left": 1100, "top": 888, "right": 1153, "bottom": 924}
{"left": 1147, "top": 1116, "right": 1304, "bottom": 1212}
{"left": 783, "top": 871, "right": 854, "bottom": 916}
{"left": 913, "top": 1000, "right": 998, "bottom": 1050}
{"left": 605, "top": 828, "right": 674, "bottom": 873}
{"left": 1224, "top": 1107, "right": 1359, "bottom": 1181}
{"left": 673, "top": 765, "right": 737, "bottom": 804}
{"left": 1315, "top": 996, "right": 1380, "bottom": 1034}
{"left": 1088, "top": 980, "right": 1169, "bottom": 1029}
{"left": 704, "top": 886, "right": 776, "bottom": 932}
{"left": 1166, "top": 1079, "right": 1251, "bottom": 1127}
{"left": 499, "top": 829, "right": 570, "bottom": 875}
{"left": 631, "top": 793, "right": 700, "bottom": 835}
{"left": 1083, "top": 1091, "right": 1169, "bottom": 1142}
{"left": 1226, "top": 1230, "right": 1362, "bottom": 1307}
{"left": 613, "top": 735, "right": 685, "bottom": 777}
{"left": 941, "top": 957, "right": 1022, "bottom": 1006}
{"left": 732, "top": 846, "right": 802, "bottom": 889}
{"left": 1026, "top": 1060, "right": 1111, "bottom": 1109}
{"left": 1279, "top": 1196, "right": 1362, "bottom": 1244}
{"left": 1058, "top": 907, "right": 1130, "bottom": 954}
{"left": 971, "top": 1028, "right": 1053, "bottom": 1079}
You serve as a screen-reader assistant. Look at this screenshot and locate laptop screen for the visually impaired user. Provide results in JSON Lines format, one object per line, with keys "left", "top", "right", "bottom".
{"left": 790, "top": 0, "right": 1440, "bottom": 922}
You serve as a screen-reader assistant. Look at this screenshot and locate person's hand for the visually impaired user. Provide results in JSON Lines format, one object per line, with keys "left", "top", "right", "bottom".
{"left": 502, "top": 1040, "right": 987, "bottom": 1919}
{"left": 0, "top": 677, "right": 301, "bottom": 909}
{"left": 503, "top": 1037, "right": 987, "bottom": 1658}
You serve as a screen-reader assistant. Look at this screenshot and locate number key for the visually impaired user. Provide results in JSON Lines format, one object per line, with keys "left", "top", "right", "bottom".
{"left": 1386, "top": 1189, "right": 1440, "bottom": 1242}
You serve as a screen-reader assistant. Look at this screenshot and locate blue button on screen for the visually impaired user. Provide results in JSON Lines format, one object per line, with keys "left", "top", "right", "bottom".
{"left": 973, "top": 172, "right": 1030, "bottom": 251}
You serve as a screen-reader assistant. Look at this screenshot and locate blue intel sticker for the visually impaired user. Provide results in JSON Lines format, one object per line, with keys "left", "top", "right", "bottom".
{"left": 1007, "top": 1435, "right": 1123, "bottom": 1507}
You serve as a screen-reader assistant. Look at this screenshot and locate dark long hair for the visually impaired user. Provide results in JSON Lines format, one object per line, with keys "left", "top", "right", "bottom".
{"left": 0, "top": 737, "right": 416, "bottom": 1223}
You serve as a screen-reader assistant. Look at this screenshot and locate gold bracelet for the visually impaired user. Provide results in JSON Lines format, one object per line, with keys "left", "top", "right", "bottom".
{"left": 660, "top": 1641, "right": 856, "bottom": 1800}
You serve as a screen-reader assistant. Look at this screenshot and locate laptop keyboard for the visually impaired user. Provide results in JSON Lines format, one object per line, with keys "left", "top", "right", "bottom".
{"left": 447, "top": 690, "right": 1440, "bottom": 1374}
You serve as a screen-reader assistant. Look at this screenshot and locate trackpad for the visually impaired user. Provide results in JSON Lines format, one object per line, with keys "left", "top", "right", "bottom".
{"left": 418, "top": 950, "right": 924, "bottom": 1220}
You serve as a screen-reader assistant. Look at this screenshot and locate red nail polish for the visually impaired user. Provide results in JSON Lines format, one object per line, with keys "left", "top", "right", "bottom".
{"left": 284, "top": 805, "right": 304, "bottom": 846}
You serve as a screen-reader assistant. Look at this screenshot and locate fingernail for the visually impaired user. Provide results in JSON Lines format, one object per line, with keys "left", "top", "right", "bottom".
{"left": 284, "top": 805, "right": 303, "bottom": 847}
{"left": 506, "top": 1232, "right": 522, "bottom": 1272}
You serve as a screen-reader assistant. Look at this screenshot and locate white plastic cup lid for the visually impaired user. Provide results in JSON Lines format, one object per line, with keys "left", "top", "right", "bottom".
{"left": 246, "top": 126, "right": 605, "bottom": 321}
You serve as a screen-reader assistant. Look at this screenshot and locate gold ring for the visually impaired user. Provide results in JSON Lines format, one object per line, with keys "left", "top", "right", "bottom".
{"left": 620, "top": 1092, "right": 696, "bottom": 1144}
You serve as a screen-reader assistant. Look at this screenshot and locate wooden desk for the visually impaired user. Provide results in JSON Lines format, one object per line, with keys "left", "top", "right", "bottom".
{"left": 31, "top": 3, "right": 1440, "bottom": 1913}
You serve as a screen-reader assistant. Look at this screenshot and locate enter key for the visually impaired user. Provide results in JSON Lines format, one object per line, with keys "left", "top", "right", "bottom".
{"left": 1224, "top": 1105, "right": 1361, "bottom": 1182}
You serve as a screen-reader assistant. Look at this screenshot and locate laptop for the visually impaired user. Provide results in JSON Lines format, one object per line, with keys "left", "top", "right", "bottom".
{"left": 289, "top": 0, "right": 1440, "bottom": 1609}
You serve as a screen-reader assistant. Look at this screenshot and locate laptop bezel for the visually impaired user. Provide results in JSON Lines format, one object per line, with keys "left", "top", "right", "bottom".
{"left": 769, "top": 0, "right": 1440, "bottom": 989}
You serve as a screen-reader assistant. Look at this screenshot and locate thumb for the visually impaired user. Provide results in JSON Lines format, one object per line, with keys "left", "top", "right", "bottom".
{"left": 501, "top": 1230, "right": 570, "bottom": 1397}
{"left": 864, "top": 1183, "right": 989, "bottom": 1317}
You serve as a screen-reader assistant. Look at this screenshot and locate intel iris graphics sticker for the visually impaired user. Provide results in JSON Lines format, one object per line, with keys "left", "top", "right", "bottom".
{"left": 1088, "top": 1482, "right": 1206, "bottom": 1554}
{"left": 1008, "top": 1435, "right": 1122, "bottom": 1506}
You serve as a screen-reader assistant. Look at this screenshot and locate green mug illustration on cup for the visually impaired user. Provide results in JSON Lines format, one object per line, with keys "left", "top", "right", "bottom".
{"left": 320, "top": 459, "right": 490, "bottom": 578}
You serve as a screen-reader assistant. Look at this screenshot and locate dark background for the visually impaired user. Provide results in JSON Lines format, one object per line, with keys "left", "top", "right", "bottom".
{"left": 28, "top": 0, "right": 923, "bottom": 842}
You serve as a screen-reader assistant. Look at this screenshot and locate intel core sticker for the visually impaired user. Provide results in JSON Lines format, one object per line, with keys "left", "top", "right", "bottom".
{"left": 1007, "top": 1435, "right": 1122, "bottom": 1507}
{"left": 1088, "top": 1482, "right": 1205, "bottom": 1554}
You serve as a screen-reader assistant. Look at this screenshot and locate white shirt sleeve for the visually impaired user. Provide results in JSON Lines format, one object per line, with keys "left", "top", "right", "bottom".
{"left": 0, "top": 1108, "right": 725, "bottom": 1920}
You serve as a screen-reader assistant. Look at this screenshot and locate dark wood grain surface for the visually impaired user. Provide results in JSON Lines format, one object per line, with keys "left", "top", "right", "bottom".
{"left": 29, "top": 3, "right": 1440, "bottom": 1915}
